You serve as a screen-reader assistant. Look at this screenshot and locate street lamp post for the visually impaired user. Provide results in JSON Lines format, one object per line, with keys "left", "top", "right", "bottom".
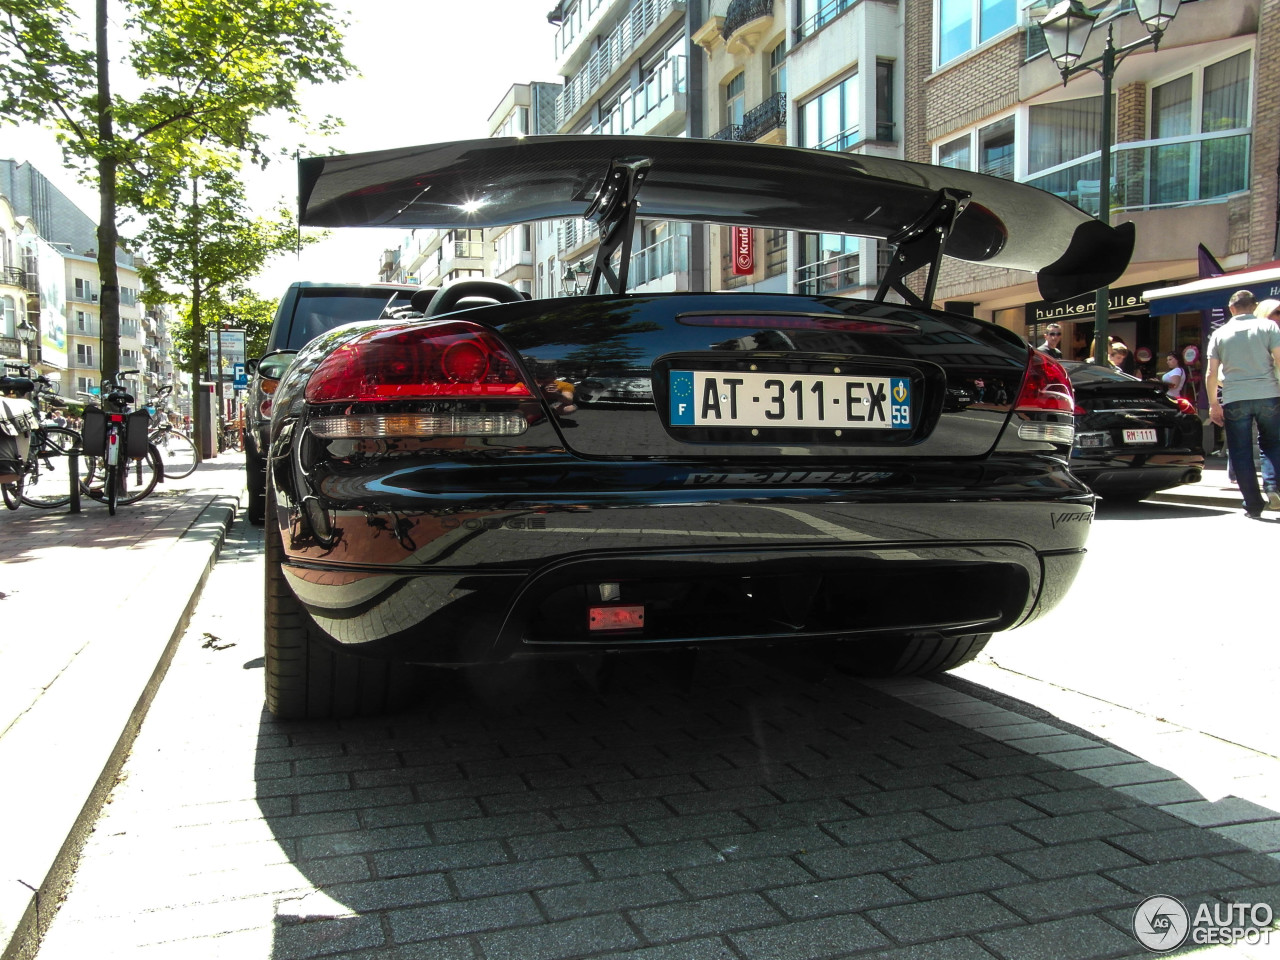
{"left": 15, "top": 317, "right": 37, "bottom": 366}
{"left": 1038, "top": 0, "right": 1184, "bottom": 367}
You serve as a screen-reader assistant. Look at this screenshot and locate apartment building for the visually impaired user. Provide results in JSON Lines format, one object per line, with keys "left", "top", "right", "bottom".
{"left": 544, "top": 0, "right": 704, "bottom": 294}
{"left": 1, "top": 159, "right": 184, "bottom": 405}
{"left": 0, "top": 195, "right": 35, "bottom": 364}
{"left": 901, "top": 0, "right": 1278, "bottom": 380}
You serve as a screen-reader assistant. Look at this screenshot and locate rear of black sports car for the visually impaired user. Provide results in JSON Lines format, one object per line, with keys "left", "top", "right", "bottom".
{"left": 264, "top": 292, "right": 1092, "bottom": 716}
{"left": 262, "top": 134, "right": 1134, "bottom": 719}
{"left": 1065, "top": 361, "right": 1204, "bottom": 502}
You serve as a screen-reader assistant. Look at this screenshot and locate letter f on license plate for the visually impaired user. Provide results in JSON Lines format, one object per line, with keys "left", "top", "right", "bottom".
{"left": 669, "top": 370, "right": 910, "bottom": 430}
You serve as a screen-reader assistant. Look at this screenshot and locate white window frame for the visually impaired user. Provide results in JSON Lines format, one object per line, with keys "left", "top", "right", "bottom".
{"left": 935, "top": 0, "right": 1018, "bottom": 69}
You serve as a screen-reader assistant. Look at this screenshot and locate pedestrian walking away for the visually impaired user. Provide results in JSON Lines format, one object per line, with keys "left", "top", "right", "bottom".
{"left": 1205, "top": 289, "right": 1280, "bottom": 518}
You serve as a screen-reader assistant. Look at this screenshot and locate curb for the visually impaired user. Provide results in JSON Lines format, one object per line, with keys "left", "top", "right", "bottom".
{"left": 0, "top": 493, "right": 240, "bottom": 960}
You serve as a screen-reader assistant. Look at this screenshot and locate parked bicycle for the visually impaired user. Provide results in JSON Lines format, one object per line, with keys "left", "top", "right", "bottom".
{"left": 146, "top": 384, "right": 200, "bottom": 480}
{"left": 81, "top": 371, "right": 162, "bottom": 515}
{"left": 1, "top": 362, "right": 84, "bottom": 510}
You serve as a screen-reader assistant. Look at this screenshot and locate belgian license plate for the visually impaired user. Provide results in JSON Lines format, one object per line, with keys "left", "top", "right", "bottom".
{"left": 1123, "top": 428, "right": 1157, "bottom": 444}
{"left": 669, "top": 371, "right": 911, "bottom": 430}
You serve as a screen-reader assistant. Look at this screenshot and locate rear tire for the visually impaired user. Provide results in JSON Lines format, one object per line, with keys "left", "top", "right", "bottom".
{"left": 831, "top": 633, "right": 992, "bottom": 677}
{"left": 263, "top": 484, "right": 411, "bottom": 719}
{"left": 245, "top": 448, "right": 265, "bottom": 525}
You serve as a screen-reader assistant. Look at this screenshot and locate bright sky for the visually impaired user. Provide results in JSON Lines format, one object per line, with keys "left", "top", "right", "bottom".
{"left": 1, "top": 0, "right": 562, "bottom": 298}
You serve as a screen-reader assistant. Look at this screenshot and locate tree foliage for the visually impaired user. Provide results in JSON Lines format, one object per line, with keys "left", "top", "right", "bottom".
{"left": 0, "top": 0, "right": 353, "bottom": 384}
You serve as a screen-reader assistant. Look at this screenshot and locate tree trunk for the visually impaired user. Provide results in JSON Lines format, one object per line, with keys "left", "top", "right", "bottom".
{"left": 96, "top": 0, "right": 120, "bottom": 388}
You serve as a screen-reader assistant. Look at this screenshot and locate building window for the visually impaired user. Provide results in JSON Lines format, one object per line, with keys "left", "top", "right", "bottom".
{"left": 934, "top": 115, "right": 1015, "bottom": 180}
{"left": 801, "top": 71, "right": 859, "bottom": 152}
{"left": 978, "top": 116, "right": 1015, "bottom": 179}
{"left": 726, "top": 72, "right": 745, "bottom": 127}
{"left": 1151, "top": 50, "right": 1251, "bottom": 205}
{"left": 937, "top": 135, "right": 970, "bottom": 169}
{"left": 1028, "top": 96, "right": 1105, "bottom": 175}
{"left": 1, "top": 295, "right": 14, "bottom": 336}
{"left": 937, "top": 0, "right": 1016, "bottom": 67}
{"left": 797, "top": 233, "right": 860, "bottom": 295}
{"left": 769, "top": 41, "right": 786, "bottom": 100}
{"left": 76, "top": 310, "right": 88, "bottom": 331}
{"left": 74, "top": 277, "right": 94, "bottom": 300}
{"left": 875, "top": 60, "right": 894, "bottom": 142}
{"left": 76, "top": 343, "right": 94, "bottom": 366}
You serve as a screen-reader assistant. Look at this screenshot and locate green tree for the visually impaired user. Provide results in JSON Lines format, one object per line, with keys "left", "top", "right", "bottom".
{"left": 137, "top": 161, "right": 313, "bottom": 453}
{"left": 0, "top": 0, "right": 352, "bottom": 383}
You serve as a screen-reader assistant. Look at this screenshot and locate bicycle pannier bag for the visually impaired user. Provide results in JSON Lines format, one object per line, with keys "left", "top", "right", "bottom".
{"left": 0, "top": 396, "right": 36, "bottom": 483}
{"left": 126, "top": 409, "right": 151, "bottom": 459}
{"left": 81, "top": 405, "right": 106, "bottom": 456}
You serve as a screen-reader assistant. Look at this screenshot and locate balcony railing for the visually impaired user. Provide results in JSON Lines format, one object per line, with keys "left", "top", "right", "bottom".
{"left": 796, "top": 0, "right": 864, "bottom": 41}
{"left": 1025, "top": 129, "right": 1251, "bottom": 216}
{"left": 589, "top": 54, "right": 686, "bottom": 137}
{"left": 557, "top": 218, "right": 600, "bottom": 256}
{"left": 69, "top": 321, "right": 102, "bottom": 337}
{"left": 0, "top": 336, "right": 22, "bottom": 358}
{"left": 723, "top": 0, "right": 773, "bottom": 41}
{"left": 556, "top": 0, "right": 685, "bottom": 128}
{"left": 629, "top": 231, "right": 690, "bottom": 287}
{"left": 1, "top": 265, "right": 25, "bottom": 288}
{"left": 796, "top": 243, "right": 892, "bottom": 295}
{"left": 710, "top": 93, "right": 787, "bottom": 143}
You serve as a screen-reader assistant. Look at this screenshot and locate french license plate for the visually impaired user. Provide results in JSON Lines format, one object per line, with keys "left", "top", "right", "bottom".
{"left": 669, "top": 371, "right": 911, "bottom": 430}
{"left": 1123, "top": 428, "right": 1157, "bottom": 444}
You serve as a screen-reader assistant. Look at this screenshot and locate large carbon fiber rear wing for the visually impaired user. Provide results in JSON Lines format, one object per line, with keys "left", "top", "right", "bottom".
{"left": 298, "top": 136, "right": 1134, "bottom": 307}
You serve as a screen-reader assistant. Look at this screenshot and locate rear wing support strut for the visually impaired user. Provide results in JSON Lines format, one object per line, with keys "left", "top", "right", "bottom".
{"left": 583, "top": 156, "right": 652, "bottom": 295}
{"left": 874, "top": 188, "right": 970, "bottom": 309}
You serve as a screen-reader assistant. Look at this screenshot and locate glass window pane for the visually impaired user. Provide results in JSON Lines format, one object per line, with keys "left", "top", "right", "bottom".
{"left": 1151, "top": 74, "right": 1192, "bottom": 138}
{"left": 938, "top": 0, "right": 973, "bottom": 64}
{"left": 978, "top": 116, "right": 1014, "bottom": 179}
{"left": 1202, "top": 51, "right": 1250, "bottom": 132}
{"left": 979, "top": 0, "right": 1015, "bottom": 43}
{"left": 1028, "top": 96, "right": 1102, "bottom": 174}
{"left": 938, "top": 135, "right": 971, "bottom": 169}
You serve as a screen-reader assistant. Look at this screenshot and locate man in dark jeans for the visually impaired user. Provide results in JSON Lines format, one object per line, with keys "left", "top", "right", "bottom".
{"left": 1206, "top": 290, "right": 1280, "bottom": 519}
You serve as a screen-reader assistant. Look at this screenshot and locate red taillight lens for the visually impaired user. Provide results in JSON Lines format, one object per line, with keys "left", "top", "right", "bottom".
{"left": 304, "top": 321, "right": 534, "bottom": 404}
{"left": 1015, "top": 350, "right": 1075, "bottom": 414}
{"left": 1175, "top": 396, "right": 1196, "bottom": 415}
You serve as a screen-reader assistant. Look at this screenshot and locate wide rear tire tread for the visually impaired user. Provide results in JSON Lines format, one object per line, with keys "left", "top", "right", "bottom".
{"left": 263, "top": 485, "right": 412, "bottom": 720}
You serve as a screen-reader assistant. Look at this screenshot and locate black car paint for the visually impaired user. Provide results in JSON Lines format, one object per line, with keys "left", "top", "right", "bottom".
{"left": 266, "top": 293, "right": 1091, "bottom": 665}
{"left": 1064, "top": 361, "right": 1204, "bottom": 501}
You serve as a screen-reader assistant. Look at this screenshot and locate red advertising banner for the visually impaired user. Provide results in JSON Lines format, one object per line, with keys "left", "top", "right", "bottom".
{"left": 731, "top": 226, "right": 754, "bottom": 276}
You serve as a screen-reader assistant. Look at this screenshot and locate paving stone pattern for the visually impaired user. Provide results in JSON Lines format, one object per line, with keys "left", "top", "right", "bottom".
{"left": 31, "top": 518, "right": 1280, "bottom": 959}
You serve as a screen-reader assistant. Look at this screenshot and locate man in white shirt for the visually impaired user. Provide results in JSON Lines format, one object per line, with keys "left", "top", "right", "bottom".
{"left": 1206, "top": 290, "right": 1280, "bottom": 518}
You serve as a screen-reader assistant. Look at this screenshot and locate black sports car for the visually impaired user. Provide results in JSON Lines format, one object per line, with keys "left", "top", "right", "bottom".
{"left": 244, "top": 282, "right": 417, "bottom": 524}
{"left": 1065, "top": 361, "right": 1204, "bottom": 502}
{"left": 260, "top": 135, "right": 1135, "bottom": 720}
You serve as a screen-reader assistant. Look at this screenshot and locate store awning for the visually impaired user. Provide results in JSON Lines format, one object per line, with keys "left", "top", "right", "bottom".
{"left": 1143, "top": 263, "right": 1280, "bottom": 314}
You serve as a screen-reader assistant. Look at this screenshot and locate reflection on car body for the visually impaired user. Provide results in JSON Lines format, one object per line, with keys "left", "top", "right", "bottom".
{"left": 258, "top": 135, "right": 1136, "bottom": 720}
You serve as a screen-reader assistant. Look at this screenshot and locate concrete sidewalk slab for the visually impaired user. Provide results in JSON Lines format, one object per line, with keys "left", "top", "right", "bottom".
{"left": 0, "top": 452, "right": 246, "bottom": 960}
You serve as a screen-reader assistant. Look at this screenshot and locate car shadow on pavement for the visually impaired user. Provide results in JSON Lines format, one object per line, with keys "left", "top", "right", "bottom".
{"left": 252, "top": 648, "right": 1280, "bottom": 959}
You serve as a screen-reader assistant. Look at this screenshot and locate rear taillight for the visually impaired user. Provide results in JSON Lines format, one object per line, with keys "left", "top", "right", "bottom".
{"left": 304, "top": 321, "right": 535, "bottom": 404}
{"left": 1174, "top": 396, "right": 1196, "bottom": 415}
{"left": 1015, "top": 349, "right": 1075, "bottom": 445}
{"left": 1015, "top": 350, "right": 1075, "bottom": 414}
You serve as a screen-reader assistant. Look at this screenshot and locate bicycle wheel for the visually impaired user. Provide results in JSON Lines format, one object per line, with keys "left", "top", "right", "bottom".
{"left": 106, "top": 462, "right": 118, "bottom": 515}
{"left": 151, "top": 428, "right": 199, "bottom": 479}
{"left": 19, "top": 426, "right": 84, "bottom": 509}
{"left": 116, "top": 445, "right": 161, "bottom": 505}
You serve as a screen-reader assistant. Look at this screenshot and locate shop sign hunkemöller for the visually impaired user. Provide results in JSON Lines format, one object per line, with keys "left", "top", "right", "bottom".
{"left": 1025, "top": 282, "right": 1158, "bottom": 325}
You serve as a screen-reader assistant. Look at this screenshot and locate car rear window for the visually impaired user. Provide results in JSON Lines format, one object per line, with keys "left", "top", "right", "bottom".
{"left": 285, "top": 289, "right": 414, "bottom": 348}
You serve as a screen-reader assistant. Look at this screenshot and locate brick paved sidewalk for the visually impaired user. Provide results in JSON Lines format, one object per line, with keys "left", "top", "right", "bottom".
{"left": 0, "top": 451, "right": 246, "bottom": 960}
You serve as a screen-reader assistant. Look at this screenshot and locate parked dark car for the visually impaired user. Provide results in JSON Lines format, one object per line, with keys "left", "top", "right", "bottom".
{"left": 1064, "top": 360, "right": 1204, "bottom": 502}
{"left": 259, "top": 135, "right": 1136, "bottom": 720}
{"left": 244, "top": 281, "right": 417, "bottom": 523}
